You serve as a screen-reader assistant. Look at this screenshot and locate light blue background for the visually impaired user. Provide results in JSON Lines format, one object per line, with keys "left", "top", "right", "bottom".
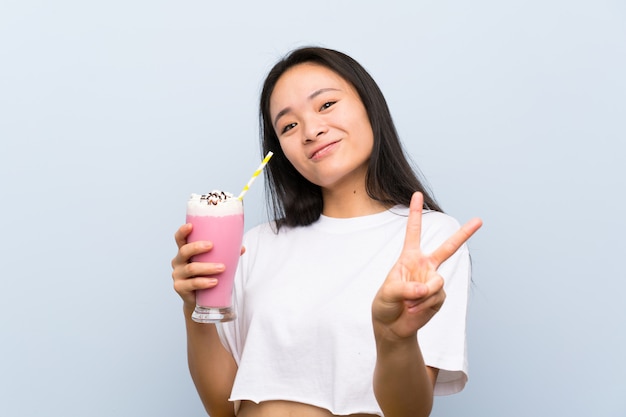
{"left": 1, "top": 1, "right": 625, "bottom": 416}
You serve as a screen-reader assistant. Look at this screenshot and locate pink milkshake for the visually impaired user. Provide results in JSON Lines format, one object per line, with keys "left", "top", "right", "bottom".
{"left": 186, "top": 191, "right": 244, "bottom": 323}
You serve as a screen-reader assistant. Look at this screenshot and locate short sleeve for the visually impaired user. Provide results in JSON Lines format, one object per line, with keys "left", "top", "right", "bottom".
{"left": 418, "top": 212, "right": 472, "bottom": 395}
{"left": 215, "top": 241, "right": 248, "bottom": 365}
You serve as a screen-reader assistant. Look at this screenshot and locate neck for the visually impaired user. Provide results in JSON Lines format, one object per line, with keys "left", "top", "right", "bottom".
{"left": 321, "top": 182, "right": 389, "bottom": 218}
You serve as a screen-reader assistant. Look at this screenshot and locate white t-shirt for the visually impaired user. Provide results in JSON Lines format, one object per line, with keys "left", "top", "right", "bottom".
{"left": 217, "top": 206, "right": 471, "bottom": 416}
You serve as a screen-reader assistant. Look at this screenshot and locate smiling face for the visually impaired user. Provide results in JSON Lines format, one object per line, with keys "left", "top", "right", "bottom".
{"left": 269, "top": 63, "right": 374, "bottom": 192}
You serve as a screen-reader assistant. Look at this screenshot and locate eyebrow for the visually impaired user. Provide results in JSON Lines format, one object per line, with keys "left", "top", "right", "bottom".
{"left": 273, "top": 87, "right": 341, "bottom": 128}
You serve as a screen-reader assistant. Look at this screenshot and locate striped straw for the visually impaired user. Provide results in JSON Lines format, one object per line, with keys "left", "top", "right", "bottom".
{"left": 237, "top": 151, "right": 274, "bottom": 200}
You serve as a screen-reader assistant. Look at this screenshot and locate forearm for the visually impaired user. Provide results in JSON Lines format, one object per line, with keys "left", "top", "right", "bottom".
{"left": 373, "top": 327, "right": 435, "bottom": 417}
{"left": 184, "top": 305, "right": 237, "bottom": 417}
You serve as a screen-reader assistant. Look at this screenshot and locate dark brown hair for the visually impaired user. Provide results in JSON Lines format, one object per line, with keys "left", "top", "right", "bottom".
{"left": 260, "top": 46, "right": 442, "bottom": 229}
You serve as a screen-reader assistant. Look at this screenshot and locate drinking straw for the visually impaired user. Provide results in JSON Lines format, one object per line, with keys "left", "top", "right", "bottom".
{"left": 237, "top": 151, "right": 274, "bottom": 200}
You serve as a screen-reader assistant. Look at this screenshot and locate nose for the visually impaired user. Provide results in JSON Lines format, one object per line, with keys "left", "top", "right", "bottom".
{"left": 303, "top": 115, "right": 328, "bottom": 143}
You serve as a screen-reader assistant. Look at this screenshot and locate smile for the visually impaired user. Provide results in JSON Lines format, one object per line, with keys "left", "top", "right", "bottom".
{"left": 309, "top": 140, "right": 340, "bottom": 160}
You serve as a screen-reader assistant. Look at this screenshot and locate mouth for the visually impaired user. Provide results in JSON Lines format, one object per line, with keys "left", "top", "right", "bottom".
{"left": 309, "top": 140, "right": 340, "bottom": 160}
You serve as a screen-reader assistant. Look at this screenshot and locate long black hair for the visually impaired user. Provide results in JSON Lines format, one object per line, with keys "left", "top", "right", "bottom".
{"left": 260, "top": 46, "right": 442, "bottom": 229}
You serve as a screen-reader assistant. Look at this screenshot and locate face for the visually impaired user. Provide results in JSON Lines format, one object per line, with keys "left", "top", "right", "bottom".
{"left": 269, "top": 63, "right": 374, "bottom": 191}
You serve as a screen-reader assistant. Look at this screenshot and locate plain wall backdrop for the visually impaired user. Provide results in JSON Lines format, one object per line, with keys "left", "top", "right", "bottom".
{"left": 1, "top": 1, "right": 625, "bottom": 416}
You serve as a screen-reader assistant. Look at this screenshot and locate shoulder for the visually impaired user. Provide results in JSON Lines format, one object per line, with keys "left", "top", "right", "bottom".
{"left": 422, "top": 210, "right": 462, "bottom": 232}
{"left": 419, "top": 211, "right": 464, "bottom": 251}
{"left": 390, "top": 206, "right": 461, "bottom": 235}
{"left": 242, "top": 221, "right": 300, "bottom": 246}
{"left": 243, "top": 221, "right": 276, "bottom": 243}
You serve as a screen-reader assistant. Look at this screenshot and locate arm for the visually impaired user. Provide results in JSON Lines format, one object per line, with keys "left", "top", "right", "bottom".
{"left": 371, "top": 193, "right": 482, "bottom": 417}
{"left": 184, "top": 306, "right": 237, "bottom": 417}
{"left": 172, "top": 223, "right": 238, "bottom": 417}
{"left": 372, "top": 325, "right": 438, "bottom": 417}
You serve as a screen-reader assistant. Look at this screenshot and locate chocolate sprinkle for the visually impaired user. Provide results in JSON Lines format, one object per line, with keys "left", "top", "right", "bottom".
{"left": 200, "top": 191, "right": 230, "bottom": 205}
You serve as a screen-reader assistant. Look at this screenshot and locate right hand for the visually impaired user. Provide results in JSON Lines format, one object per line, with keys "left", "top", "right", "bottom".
{"left": 170, "top": 223, "right": 230, "bottom": 309}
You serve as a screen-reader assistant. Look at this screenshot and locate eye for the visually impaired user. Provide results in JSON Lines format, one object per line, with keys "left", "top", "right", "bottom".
{"left": 281, "top": 122, "right": 297, "bottom": 134}
{"left": 320, "top": 101, "right": 336, "bottom": 111}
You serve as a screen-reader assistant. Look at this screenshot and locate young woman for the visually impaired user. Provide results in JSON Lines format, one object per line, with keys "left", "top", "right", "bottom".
{"left": 171, "top": 47, "right": 482, "bottom": 417}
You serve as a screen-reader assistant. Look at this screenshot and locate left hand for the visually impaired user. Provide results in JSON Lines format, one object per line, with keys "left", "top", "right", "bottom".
{"left": 372, "top": 192, "right": 483, "bottom": 341}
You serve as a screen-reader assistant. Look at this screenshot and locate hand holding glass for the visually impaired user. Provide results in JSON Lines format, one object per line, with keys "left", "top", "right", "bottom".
{"left": 186, "top": 194, "right": 244, "bottom": 323}
{"left": 185, "top": 151, "right": 272, "bottom": 323}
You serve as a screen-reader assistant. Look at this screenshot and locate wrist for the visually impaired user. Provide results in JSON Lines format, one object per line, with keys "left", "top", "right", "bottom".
{"left": 373, "top": 319, "right": 418, "bottom": 343}
{"left": 183, "top": 303, "right": 196, "bottom": 318}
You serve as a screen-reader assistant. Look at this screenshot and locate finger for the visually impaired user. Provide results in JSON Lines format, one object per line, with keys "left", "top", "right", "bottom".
{"left": 380, "top": 271, "right": 430, "bottom": 304}
{"left": 424, "top": 273, "right": 445, "bottom": 295}
{"left": 403, "top": 274, "right": 445, "bottom": 310}
{"left": 173, "top": 276, "right": 218, "bottom": 297}
{"left": 174, "top": 223, "right": 193, "bottom": 249}
{"left": 405, "top": 287, "right": 446, "bottom": 314}
{"left": 181, "top": 261, "right": 225, "bottom": 279}
{"left": 404, "top": 272, "right": 444, "bottom": 302}
{"left": 401, "top": 192, "right": 424, "bottom": 254}
{"left": 172, "top": 258, "right": 225, "bottom": 283}
{"left": 171, "top": 240, "right": 213, "bottom": 269}
{"left": 430, "top": 217, "right": 483, "bottom": 267}
{"left": 240, "top": 245, "right": 246, "bottom": 256}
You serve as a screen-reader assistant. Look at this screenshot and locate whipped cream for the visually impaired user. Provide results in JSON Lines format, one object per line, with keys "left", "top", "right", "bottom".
{"left": 187, "top": 191, "right": 243, "bottom": 217}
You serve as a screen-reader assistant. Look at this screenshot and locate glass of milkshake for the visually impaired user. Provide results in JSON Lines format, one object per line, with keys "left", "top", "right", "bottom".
{"left": 186, "top": 191, "right": 244, "bottom": 323}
